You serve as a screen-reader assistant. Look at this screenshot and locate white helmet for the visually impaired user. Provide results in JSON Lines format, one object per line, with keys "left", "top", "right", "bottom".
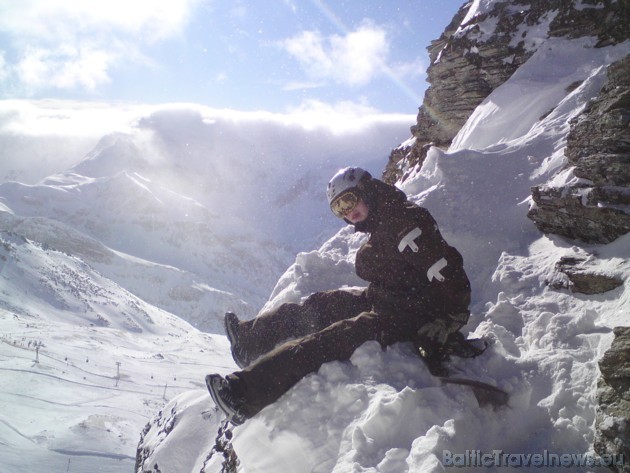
{"left": 326, "top": 167, "right": 370, "bottom": 205}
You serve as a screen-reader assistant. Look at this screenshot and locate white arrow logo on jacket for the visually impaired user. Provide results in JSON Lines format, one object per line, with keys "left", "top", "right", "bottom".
{"left": 398, "top": 227, "right": 422, "bottom": 253}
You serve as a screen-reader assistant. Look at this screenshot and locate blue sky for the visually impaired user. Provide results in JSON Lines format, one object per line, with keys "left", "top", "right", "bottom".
{"left": 0, "top": 0, "right": 464, "bottom": 114}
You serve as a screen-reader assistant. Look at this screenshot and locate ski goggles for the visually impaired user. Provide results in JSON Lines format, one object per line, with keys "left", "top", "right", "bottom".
{"left": 330, "top": 191, "right": 359, "bottom": 218}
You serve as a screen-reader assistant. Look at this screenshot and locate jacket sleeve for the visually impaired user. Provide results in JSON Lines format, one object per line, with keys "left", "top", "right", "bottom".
{"left": 394, "top": 205, "right": 471, "bottom": 315}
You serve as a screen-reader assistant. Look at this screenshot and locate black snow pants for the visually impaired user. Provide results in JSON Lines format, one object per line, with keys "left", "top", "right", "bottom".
{"left": 232, "top": 288, "right": 440, "bottom": 418}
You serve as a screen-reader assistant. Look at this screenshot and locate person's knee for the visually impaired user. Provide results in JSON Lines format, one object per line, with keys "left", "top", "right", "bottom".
{"left": 308, "top": 289, "right": 361, "bottom": 306}
{"left": 349, "top": 311, "right": 379, "bottom": 334}
{"left": 354, "top": 311, "right": 377, "bottom": 322}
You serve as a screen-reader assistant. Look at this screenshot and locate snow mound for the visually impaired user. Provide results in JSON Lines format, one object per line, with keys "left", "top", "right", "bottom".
{"left": 0, "top": 228, "right": 236, "bottom": 472}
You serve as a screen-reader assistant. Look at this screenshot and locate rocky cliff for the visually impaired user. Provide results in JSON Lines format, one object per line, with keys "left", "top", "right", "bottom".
{"left": 528, "top": 54, "right": 630, "bottom": 243}
{"left": 595, "top": 327, "right": 630, "bottom": 473}
{"left": 384, "top": 0, "right": 630, "bottom": 184}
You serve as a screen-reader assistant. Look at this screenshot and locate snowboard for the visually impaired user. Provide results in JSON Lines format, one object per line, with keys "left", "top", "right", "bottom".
{"left": 437, "top": 376, "right": 509, "bottom": 407}
{"left": 419, "top": 335, "right": 509, "bottom": 407}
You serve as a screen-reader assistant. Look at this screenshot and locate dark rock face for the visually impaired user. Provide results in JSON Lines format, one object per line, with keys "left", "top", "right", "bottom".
{"left": 384, "top": 0, "right": 630, "bottom": 184}
{"left": 383, "top": 1, "right": 525, "bottom": 182}
{"left": 548, "top": 0, "right": 630, "bottom": 45}
{"left": 528, "top": 54, "right": 630, "bottom": 243}
{"left": 595, "top": 327, "right": 630, "bottom": 473}
{"left": 135, "top": 400, "right": 239, "bottom": 473}
{"left": 135, "top": 408, "right": 177, "bottom": 473}
{"left": 547, "top": 256, "right": 624, "bottom": 294}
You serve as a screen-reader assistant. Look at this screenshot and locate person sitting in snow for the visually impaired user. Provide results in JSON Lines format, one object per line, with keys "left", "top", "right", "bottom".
{"left": 206, "top": 167, "right": 475, "bottom": 425}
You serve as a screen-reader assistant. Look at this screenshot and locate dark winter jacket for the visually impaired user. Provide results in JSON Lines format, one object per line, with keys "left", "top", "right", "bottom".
{"left": 352, "top": 177, "right": 471, "bottom": 321}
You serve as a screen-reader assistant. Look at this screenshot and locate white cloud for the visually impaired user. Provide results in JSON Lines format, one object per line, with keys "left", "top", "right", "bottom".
{"left": 0, "top": 99, "right": 414, "bottom": 193}
{"left": 288, "top": 98, "right": 378, "bottom": 118}
{"left": 284, "top": 98, "right": 413, "bottom": 132}
{"left": 283, "top": 31, "right": 333, "bottom": 77}
{"left": 0, "top": 0, "right": 205, "bottom": 94}
{"left": 282, "top": 22, "right": 390, "bottom": 87}
{"left": 0, "top": 100, "right": 149, "bottom": 137}
{"left": 0, "top": 0, "right": 203, "bottom": 43}
{"left": 0, "top": 99, "right": 413, "bottom": 139}
{"left": 16, "top": 44, "right": 116, "bottom": 91}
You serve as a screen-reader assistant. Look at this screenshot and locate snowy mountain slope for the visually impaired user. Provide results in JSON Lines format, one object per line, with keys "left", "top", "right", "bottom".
{"left": 0, "top": 167, "right": 287, "bottom": 331}
{"left": 0, "top": 144, "right": 290, "bottom": 325}
{"left": 0, "top": 211, "right": 254, "bottom": 332}
{"left": 0, "top": 105, "right": 410, "bottom": 333}
{"left": 0, "top": 229, "right": 236, "bottom": 472}
{"left": 449, "top": 37, "right": 626, "bottom": 152}
{"left": 136, "top": 35, "right": 630, "bottom": 473}
{"left": 0, "top": 102, "right": 413, "bottom": 471}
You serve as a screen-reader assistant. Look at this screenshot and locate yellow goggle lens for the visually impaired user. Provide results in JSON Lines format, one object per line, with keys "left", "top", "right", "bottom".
{"left": 331, "top": 191, "right": 359, "bottom": 218}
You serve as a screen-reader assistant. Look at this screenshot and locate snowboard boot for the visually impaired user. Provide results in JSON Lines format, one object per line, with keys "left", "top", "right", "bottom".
{"left": 224, "top": 312, "right": 251, "bottom": 369}
{"left": 206, "top": 374, "right": 248, "bottom": 426}
{"left": 443, "top": 331, "right": 488, "bottom": 359}
{"left": 417, "top": 344, "right": 450, "bottom": 377}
